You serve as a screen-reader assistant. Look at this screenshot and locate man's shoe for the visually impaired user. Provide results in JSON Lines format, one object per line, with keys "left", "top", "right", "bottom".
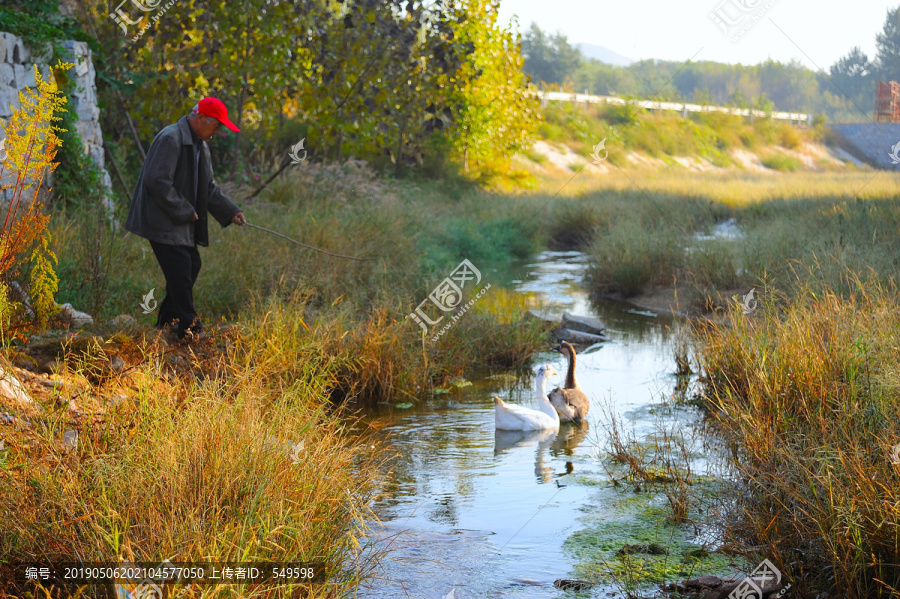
{"left": 183, "top": 330, "right": 209, "bottom": 344}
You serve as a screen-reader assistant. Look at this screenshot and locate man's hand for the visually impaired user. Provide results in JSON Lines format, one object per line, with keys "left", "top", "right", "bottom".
{"left": 190, "top": 212, "right": 199, "bottom": 222}
{"left": 232, "top": 211, "right": 246, "bottom": 226}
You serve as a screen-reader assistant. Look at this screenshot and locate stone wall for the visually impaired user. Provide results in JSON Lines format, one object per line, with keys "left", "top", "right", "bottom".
{"left": 830, "top": 123, "right": 900, "bottom": 171}
{"left": 0, "top": 32, "right": 113, "bottom": 208}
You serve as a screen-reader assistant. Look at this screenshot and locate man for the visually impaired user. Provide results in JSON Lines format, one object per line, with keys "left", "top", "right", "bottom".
{"left": 125, "top": 97, "right": 247, "bottom": 342}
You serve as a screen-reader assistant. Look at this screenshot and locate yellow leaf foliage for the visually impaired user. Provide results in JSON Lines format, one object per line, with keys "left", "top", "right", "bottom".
{"left": 0, "top": 60, "right": 71, "bottom": 331}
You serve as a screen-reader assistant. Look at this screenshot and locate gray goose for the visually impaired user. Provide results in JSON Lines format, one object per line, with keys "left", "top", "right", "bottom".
{"left": 549, "top": 341, "right": 590, "bottom": 424}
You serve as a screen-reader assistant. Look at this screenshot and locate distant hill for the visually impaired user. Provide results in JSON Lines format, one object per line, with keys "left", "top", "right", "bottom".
{"left": 575, "top": 43, "right": 634, "bottom": 66}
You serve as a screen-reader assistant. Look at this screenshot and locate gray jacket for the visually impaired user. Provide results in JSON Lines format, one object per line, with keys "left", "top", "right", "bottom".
{"left": 125, "top": 116, "right": 240, "bottom": 247}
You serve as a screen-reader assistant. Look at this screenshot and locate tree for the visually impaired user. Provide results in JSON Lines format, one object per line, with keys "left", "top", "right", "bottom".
{"left": 447, "top": 0, "right": 540, "bottom": 175}
{"left": 520, "top": 22, "right": 582, "bottom": 87}
{"left": 0, "top": 62, "right": 70, "bottom": 332}
{"left": 876, "top": 6, "right": 900, "bottom": 81}
{"left": 830, "top": 46, "right": 873, "bottom": 112}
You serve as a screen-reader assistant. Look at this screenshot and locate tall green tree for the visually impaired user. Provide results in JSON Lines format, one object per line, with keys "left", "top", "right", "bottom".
{"left": 876, "top": 6, "right": 900, "bottom": 81}
{"left": 75, "top": 0, "right": 543, "bottom": 177}
{"left": 830, "top": 46, "right": 873, "bottom": 113}
{"left": 520, "top": 22, "right": 582, "bottom": 87}
{"left": 447, "top": 0, "right": 540, "bottom": 174}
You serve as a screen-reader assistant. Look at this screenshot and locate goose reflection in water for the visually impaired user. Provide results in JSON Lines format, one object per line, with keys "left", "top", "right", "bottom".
{"left": 493, "top": 421, "right": 589, "bottom": 483}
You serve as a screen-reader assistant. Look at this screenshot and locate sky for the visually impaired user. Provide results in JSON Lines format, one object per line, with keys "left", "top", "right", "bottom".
{"left": 496, "top": 0, "right": 895, "bottom": 70}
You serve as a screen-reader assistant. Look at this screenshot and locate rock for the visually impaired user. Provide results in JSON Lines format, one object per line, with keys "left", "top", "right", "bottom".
{"left": 58, "top": 303, "right": 93, "bottom": 327}
{"left": 12, "top": 63, "right": 23, "bottom": 89}
{"left": 0, "top": 412, "right": 24, "bottom": 425}
{"left": 109, "top": 314, "right": 136, "bottom": 328}
{"left": 554, "top": 579, "right": 594, "bottom": 591}
{"left": 21, "top": 63, "right": 36, "bottom": 88}
{"left": 524, "top": 309, "right": 559, "bottom": 327}
{"left": 15, "top": 369, "right": 62, "bottom": 389}
{"left": 8, "top": 281, "right": 34, "bottom": 318}
{"left": 686, "top": 576, "right": 724, "bottom": 589}
{"left": 110, "top": 356, "right": 125, "bottom": 372}
{"left": 0, "top": 63, "right": 12, "bottom": 86}
{"left": 62, "top": 429, "right": 78, "bottom": 451}
{"left": 554, "top": 328, "right": 609, "bottom": 344}
{"left": 562, "top": 312, "right": 607, "bottom": 335}
{"left": 665, "top": 576, "right": 739, "bottom": 595}
{"left": 0, "top": 368, "right": 31, "bottom": 405}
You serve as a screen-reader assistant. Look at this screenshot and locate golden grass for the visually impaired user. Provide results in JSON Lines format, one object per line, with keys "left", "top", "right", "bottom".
{"left": 0, "top": 298, "right": 385, "bottom": 597}
{"left": 696, "top": 272, "right": 900, "bottom": 596}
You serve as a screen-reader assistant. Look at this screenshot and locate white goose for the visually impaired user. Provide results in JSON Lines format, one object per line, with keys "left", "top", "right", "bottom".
{"left": 494, "top": 365, "right": 560, "bottom": 431}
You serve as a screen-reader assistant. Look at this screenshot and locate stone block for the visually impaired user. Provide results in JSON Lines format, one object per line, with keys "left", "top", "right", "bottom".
{"left": 17, "top": 39, "right": 29, "bottom": 63}
{"left": 11, "top": 36, "right": 25, "bottom": 64}
{"left": 21, "top": 64, "right": 36, "bottom": 89}
{"left": 561, "top": 312, "right": 607, "bottom": 335}
{"left": 2, "top": 34, "right": 17, "bottom": 64}
{"left": 554, "top": 328, "right": 609, "bottom": 344}
{"left": 75, "top": 120, "right": 95, "bottom": 145}
{"left": 89, "top": 144, "right": 105, "bottom": 168}
{"left": 12, "top": 64, "right": 23, "bottom": 89}
{"left": 73, "top": 96, "right": 97, "bottom": 121}
{"left": 0, "top": 63, "right": 13, "bottom": 86}
{"left": 0, "top": 87, "right": 19, "bottom": 117}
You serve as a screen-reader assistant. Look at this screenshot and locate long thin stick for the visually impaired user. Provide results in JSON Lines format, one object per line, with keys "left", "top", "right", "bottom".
{"left": 243, "top": 157, "right": 292, "bottom": 204}
{"left": 243, "top": 222, "right": 376, "bottom": 261}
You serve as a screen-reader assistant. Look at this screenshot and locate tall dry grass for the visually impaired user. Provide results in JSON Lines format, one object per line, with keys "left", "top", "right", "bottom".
{"left": 696, "top": 272, "right": 900, "bottom": 596}
{"left": 0, "top": 299, "right": 385, "bottom": 597}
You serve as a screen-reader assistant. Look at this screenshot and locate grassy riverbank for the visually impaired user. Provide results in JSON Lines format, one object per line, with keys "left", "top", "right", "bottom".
{"left": 48, "top": 161, "right": 558, "bottom": 402}
{"left": 3, "top": 161, "right": 563, "bottom": 596}
{"left": 569, "top": 169, "right": 900, "bottom": 313}
{"left": 564, "top": 166, "right": 900, "bottom": 595}
{"left": 1, "top": 304, "right": 379, "bottom": 597}
{"left": 696, "top": 278, "right": 900, "bottom": 596}
{"left": 11, "top": 151, "right": 900, "bottom": 596}
{"left": 536, "top": 102, "right": 831, "bottom": 169}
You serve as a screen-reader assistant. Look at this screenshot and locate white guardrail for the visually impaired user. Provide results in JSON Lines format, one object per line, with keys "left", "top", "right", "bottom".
{"left": 534, "top": 90, "right": 812, "bottom": 125}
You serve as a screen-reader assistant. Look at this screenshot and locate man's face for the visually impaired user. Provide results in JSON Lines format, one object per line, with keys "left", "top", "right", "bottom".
{"left": 193, "top": 115, "right": 222, "bottom": 142}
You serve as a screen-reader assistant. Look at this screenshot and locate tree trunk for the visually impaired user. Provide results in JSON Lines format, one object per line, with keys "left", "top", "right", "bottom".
{"left": 231, "top": 16, "right": 252, "bottom": 176}
{"left": 463, "top": 127, "right": 469, "bottom": 173}
{"left": 231, "top": 82, "right": 246, "bottom": 175}
{"left": 395, "top": 118, "right": 406, "bottom": 178}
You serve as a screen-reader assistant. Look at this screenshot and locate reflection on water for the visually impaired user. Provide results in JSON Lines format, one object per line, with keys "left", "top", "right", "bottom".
{"left": 357, "top": 251, "right": 686, "bottom": 598}
{"left": 493, "top": 426, "right": 584, "bottom": 484}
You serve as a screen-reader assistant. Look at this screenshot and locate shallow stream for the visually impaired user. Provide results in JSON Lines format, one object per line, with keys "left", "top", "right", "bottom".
{"left": 355, "top": 251, "right": 731, "bottom": 598}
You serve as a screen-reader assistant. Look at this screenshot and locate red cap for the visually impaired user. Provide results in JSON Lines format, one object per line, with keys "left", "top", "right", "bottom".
{"left": 195, "top": 97, "right": 239, "bottom": 132}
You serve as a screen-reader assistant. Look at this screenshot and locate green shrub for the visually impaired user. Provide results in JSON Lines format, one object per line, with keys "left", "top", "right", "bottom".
{"left": 761, "top": 152, "right": 803, "bottom": 171}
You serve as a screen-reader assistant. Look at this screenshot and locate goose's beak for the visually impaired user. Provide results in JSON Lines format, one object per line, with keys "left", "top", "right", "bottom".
{"left": 552, "top": 345, "right": 562, "bottom": 352}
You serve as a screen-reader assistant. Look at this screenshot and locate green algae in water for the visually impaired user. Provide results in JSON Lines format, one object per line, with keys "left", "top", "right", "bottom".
{"left": 450, "top": 378, "right": 473, "bottom": 389}
{"left": 563, "top": 483, "right": 742, "bottom": 593}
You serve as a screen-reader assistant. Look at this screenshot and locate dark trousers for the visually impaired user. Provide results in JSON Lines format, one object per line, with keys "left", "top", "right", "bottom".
{"left": 149, "top": 240, "right": 202, "bottom": 338}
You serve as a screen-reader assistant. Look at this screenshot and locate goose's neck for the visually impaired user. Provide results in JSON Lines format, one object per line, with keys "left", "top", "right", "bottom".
{"left": 535, "top": 373, "right": 558, "bottom": 419}
{"left": 565, "top": 350, "right": 578, "bottom": 389}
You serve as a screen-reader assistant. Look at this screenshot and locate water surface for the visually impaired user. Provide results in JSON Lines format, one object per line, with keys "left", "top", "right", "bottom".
{"left": 357, "top": 251, "right": 700, "bottom": 598}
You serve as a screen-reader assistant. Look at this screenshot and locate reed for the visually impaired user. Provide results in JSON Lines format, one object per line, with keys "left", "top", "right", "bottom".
{"left": 696, "top": 272, "right": 900, "bottom": 596}
{"left": 0, "top": 302, "right": 385, "bottom": 597}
